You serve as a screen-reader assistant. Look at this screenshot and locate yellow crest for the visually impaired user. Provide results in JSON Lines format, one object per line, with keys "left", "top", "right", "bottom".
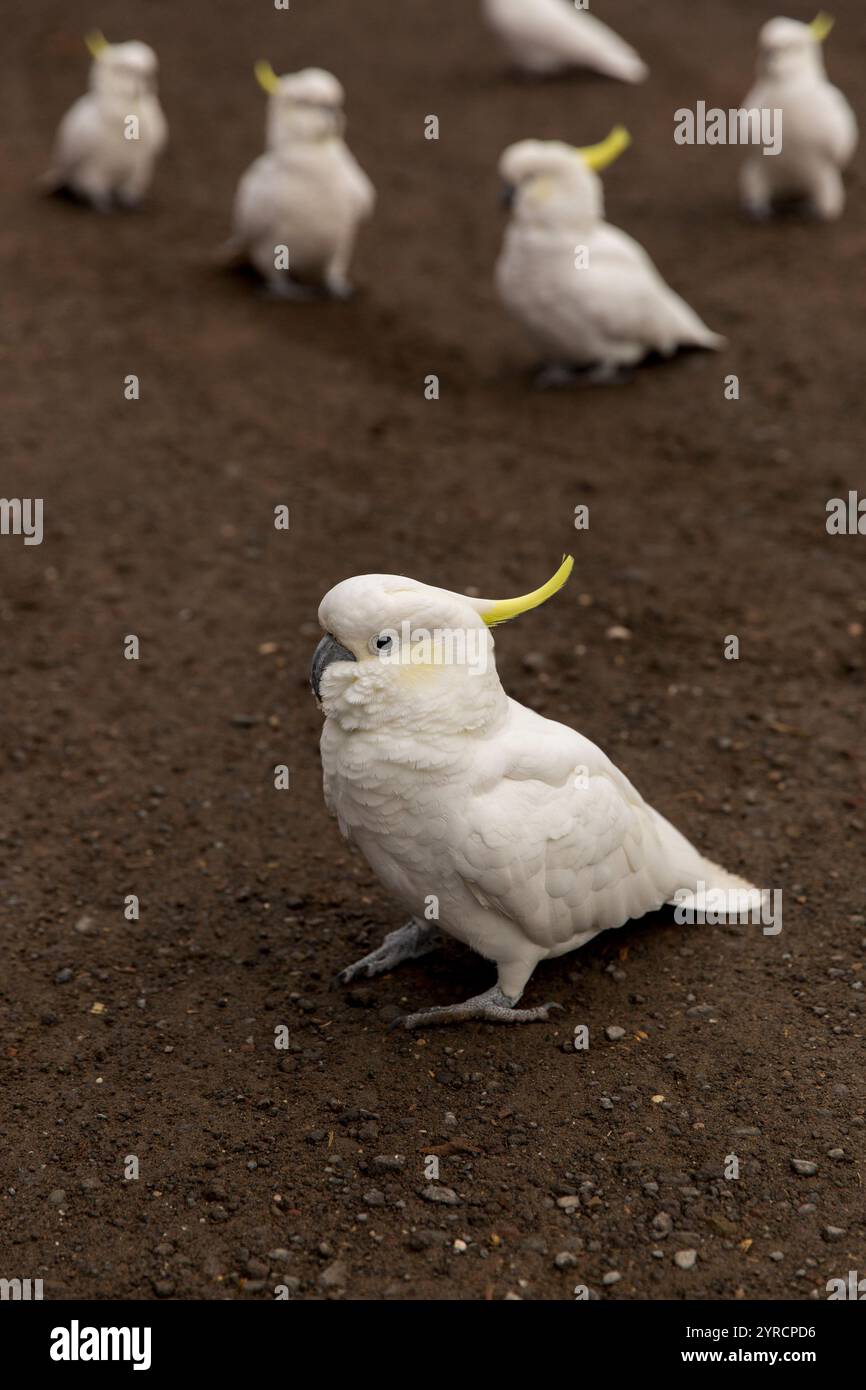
{"left": 84, "top": 30, "right": 109, "bottom": 59}
{"left": 575, "top": 125, "right": 631, "bottom": 173}
{"left": 254, "top": 60, "right": 281, "bottom": 95}
{"left": 809, "top": 12, "right": 835, "bottom": 42}
{"left": 475, "top": 556, "right": 574, "bottom": 627}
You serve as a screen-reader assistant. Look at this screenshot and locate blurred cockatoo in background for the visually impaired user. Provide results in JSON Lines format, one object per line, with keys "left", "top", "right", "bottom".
{"left": 482, "top": 0, "right": 648, "bottom": 83}
{"left": 312, "top": 559, "right": 758, "bottom": 1029}
{"left": 223, "top": 64, "right": 375, "bottom": 299}
{"left": 42, "top": 32, "right": 167, "bottom": 210}
{"left": 739, "top": 13, "right": 857, "bottom": 221}
{"left": 495, "top": 129, "right": 725, "bottom": 384}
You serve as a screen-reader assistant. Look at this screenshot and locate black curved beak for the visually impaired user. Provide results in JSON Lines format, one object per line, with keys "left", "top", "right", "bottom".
{"left": 310, "top": 634, "right": 356, "bottom": 700}
{"left": 500, "top": 183, "right": 515, "bottom": 210}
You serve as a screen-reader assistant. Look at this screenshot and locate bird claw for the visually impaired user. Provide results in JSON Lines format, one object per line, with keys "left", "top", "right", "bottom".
{"left": 584, "top": 362, "right": 635, "bottom": 387}
{"left": 533, "top": 362, "right": 633, "bottom": 390}
{"left": 335, "top": 956, "right": 387, "bottom": 986}
{"left": 742, "top": 196, "right": 773, "bottom": 223}
{"left": 324, "top": 276, "right": 357, "bottom": 301}
{"left": 335, "top": 951, "right": 394, "bottom": 986}
{"left": 260, "top": 276, "right": 322, "bottom": 303}
{"left": 335, "top": 920, "right": 441, "bottom": 986}
{"left": 533, "top": 363, "right": 579, "bottom": 390}
{"left": 392, "top": 987, "right": 563, "bottom": 1031}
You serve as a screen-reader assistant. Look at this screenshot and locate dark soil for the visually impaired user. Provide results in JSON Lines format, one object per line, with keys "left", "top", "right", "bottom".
{"left": 0, "top": 0, "right": 863, "bottom": 1301}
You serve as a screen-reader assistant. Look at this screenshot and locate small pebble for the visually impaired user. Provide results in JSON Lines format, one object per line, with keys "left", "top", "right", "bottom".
{"left": 652, "top": 1212, "right": 673, "bottom": 1238}
{"left": 372, "top": 1154, "right": 406, "bottom": 1172}
{"left": 319, "top": 1260, "right": 348, "bottom": 1289}
{"left": 421, "top": 1185, "right": 459, "bottom": 1205}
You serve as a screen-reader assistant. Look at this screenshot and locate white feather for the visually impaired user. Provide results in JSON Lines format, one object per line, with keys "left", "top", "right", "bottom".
{"left": 482, "top": 0, "right": 648, "bottom": 82}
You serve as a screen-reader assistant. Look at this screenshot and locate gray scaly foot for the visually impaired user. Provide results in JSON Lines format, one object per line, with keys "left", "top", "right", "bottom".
{"left": 336, "top": 918, "right": 441, "bottom": 985}
{"left": 533, "top": 362, "right": 579, "bottom": 390}
{"left": 395, "top": 984, "right": 562, "bottom": 1031}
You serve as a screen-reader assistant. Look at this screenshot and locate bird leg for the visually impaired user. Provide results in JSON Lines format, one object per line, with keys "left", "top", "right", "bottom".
{"left": 261, "top": 273, "right": 323, "bottom": 302}
{"left": 533, "top": 362, "right": 579, "bottom": 390}
{"left": 324, "top": 272, "right": 356, "bottom": 301}
{"left": 808, "top": 165, "right": 845, "bottom": 222}
{"left": 336, "top": 917, "right": 442, "bottom": 984}
{"left": 583, "top": 361, "right": 635, "bottom": 386}
{"left": 534, "top": 361, "right": 633, "bottom": 389}
{"left": 324, "top": 258, "right": 357, "bottom": 301}
{"left": 82, "top": 188, "right": 115, "bottom": 214}
{"left": 740, "top": 161, "right": 772, "bottom": 222}
{"left": 72, "top": 172, "right": 115, "bottom": 214}
{"left": 116, "top": 165, "right": 151, "bottom": 210}
{"left": 396, "top": 984, "right": 562, "bottom": 1031}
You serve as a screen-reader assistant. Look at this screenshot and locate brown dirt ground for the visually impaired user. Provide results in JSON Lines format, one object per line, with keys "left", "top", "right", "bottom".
{"left": 0, "top": 0, "right": 864, "bottom": 1302}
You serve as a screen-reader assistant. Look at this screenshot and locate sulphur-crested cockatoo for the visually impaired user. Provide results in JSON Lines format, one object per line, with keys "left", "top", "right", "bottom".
{"left": 224, "top": 63, "right": 375, "bottom": 299}
{"left": 496, "top": 128, "right": 726, "bottom": 384}
{"left": 42, "top": 31, "right": 167, "bottom": 210}
{"left": 740, "top": 13, "right": 857, "bottom": 221}
{"left": 482, "top": 0, "right": 648, "bottom": 83}
{"left": 312, "top": 558, "right": 758, "bottom": 1029}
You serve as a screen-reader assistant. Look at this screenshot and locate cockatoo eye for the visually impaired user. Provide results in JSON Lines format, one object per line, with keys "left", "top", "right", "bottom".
{"left": 370, "top": 633, "right": 394, "bottom": 655}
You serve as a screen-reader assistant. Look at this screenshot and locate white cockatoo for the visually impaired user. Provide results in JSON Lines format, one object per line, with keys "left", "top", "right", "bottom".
{"left": 42, "top": 31, "right": 167, "bottom": 210}
{"left": 224, "top": 63, "right": 375, "bottom": 299}
{"left": 482, "top": 0, "right": 648, "bottom": 83}
{"left": 495, "top": 128, "right": 726, "bottom": 383}
{"left": 312, "top": 559, "right": 759, "bottom": 1029}
{"left": 739, "top": 13, "right": 857, "bottom": 221}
